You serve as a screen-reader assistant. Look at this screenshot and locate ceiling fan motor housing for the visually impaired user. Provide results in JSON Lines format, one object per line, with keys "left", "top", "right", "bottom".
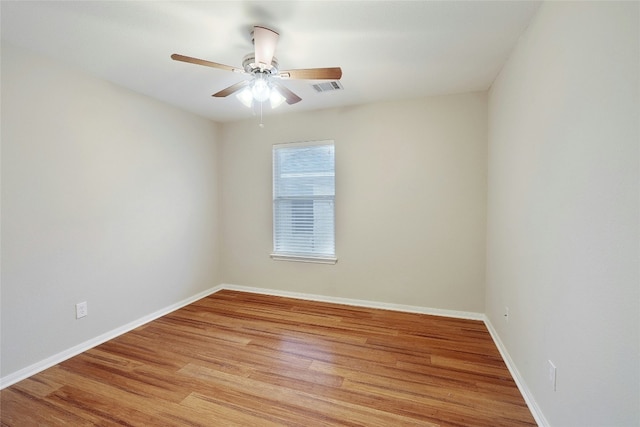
{"left": 242, "top": 53, "right": 279, "bottom": 74}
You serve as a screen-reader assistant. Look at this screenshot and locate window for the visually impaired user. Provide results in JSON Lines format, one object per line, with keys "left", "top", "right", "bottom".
{"left": 272, "top": 140, "right": 336, "bottom": 263}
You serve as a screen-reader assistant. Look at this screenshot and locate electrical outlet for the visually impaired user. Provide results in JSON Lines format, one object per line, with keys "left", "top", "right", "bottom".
{"left": 548, "top": 360, "right": 557, "bottom": 391}
{"left": 76, "top": 301, "right": 88, "bottom": 319}
{"left": 504, "top": 306, "right": 509, "bottom": 323}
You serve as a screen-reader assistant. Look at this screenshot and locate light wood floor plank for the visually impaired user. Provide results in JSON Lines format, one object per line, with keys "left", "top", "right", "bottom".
{"left": 1, "top": 290, "right": 536, "bottom": 426}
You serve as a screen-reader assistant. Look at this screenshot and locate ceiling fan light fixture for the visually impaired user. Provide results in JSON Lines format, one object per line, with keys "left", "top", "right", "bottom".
{"left": 236, "top": 75, "right": 285, "bottom": 110}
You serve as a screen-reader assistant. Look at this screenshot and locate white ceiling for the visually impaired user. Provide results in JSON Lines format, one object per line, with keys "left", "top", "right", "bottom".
{"left": 1, "top": 1, "right": 541, "bottom": 122}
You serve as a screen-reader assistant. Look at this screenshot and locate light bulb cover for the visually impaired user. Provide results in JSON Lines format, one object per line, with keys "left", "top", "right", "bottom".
{"left": 270, "top": 89, "right": 286, "bottom": 109}
{"left": 236, "top": 87, "right": 254, "bottom": 108}
{"left": 251, "top": 73, "right": 271, "bottom": 102}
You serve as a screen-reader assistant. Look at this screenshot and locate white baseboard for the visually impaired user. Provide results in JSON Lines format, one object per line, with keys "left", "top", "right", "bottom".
{"left": 220, "top": 283, "right": 485, "bottom": 321}
{"left": 0, "top": 285, "right": 224, "bottom": 390}
{"left": 483, "top": 317, "right": 548, "bottom": 427}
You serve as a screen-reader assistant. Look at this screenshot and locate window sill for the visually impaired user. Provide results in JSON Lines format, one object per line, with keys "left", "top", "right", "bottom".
{"left": 270, "top": 254, "right": 338, "bottom": 264}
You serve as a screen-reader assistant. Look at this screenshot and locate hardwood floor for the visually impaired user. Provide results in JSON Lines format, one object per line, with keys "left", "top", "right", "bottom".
{"left": 1, "top": 290, "right": 536, "bottom": 426}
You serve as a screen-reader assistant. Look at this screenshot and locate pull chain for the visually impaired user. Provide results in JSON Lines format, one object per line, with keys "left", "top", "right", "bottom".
{"left": 259, "top": 100, "right": 264, "bottom": 128}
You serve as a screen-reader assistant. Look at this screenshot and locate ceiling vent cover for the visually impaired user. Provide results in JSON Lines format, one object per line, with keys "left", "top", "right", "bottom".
{"left": 312, "top": 81, "right": 344, "bottom": 93}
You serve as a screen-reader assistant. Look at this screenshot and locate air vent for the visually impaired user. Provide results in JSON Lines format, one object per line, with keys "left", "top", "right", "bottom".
{"left": 312, "top": 81, "right": 344, "bottom": 93}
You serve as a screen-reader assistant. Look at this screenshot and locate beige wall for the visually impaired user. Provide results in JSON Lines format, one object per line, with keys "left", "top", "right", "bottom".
{"left": 486, "top": 2, "right": 639, "bottom": 425}
{"left": 220, "top": 93, "right": 487, "bottom": 312}
{"left": 1, "top": 43, "right": 221, "bottom": 377}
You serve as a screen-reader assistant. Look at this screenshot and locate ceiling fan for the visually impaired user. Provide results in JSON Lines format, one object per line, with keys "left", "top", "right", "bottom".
{"left": 171, "top": 26, "right": 342, "bottom": 109}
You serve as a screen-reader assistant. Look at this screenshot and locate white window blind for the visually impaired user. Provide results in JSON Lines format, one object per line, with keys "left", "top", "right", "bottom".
{"left": 272, "top": 141, "right": 336, "bottom": 263}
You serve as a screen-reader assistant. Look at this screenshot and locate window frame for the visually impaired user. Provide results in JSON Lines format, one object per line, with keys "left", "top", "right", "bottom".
{"left": 271, "top": 140, "right": 337, "bottom": 264}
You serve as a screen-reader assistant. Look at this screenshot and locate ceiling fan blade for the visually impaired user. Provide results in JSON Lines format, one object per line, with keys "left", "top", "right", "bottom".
{"left": 278, "top": 67, "right": 342, "bottom": 80}
{"left": 212, "top": 80, "right": 251, "bottom": 97}
{"left": 253, "top": 26, "right": 279, "bottom": 68}
{"left": 171, "top": 53, "right": 243, "bottom": 73}
{"left": 272, "top": 81, "right": 302, "bottom": 105}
